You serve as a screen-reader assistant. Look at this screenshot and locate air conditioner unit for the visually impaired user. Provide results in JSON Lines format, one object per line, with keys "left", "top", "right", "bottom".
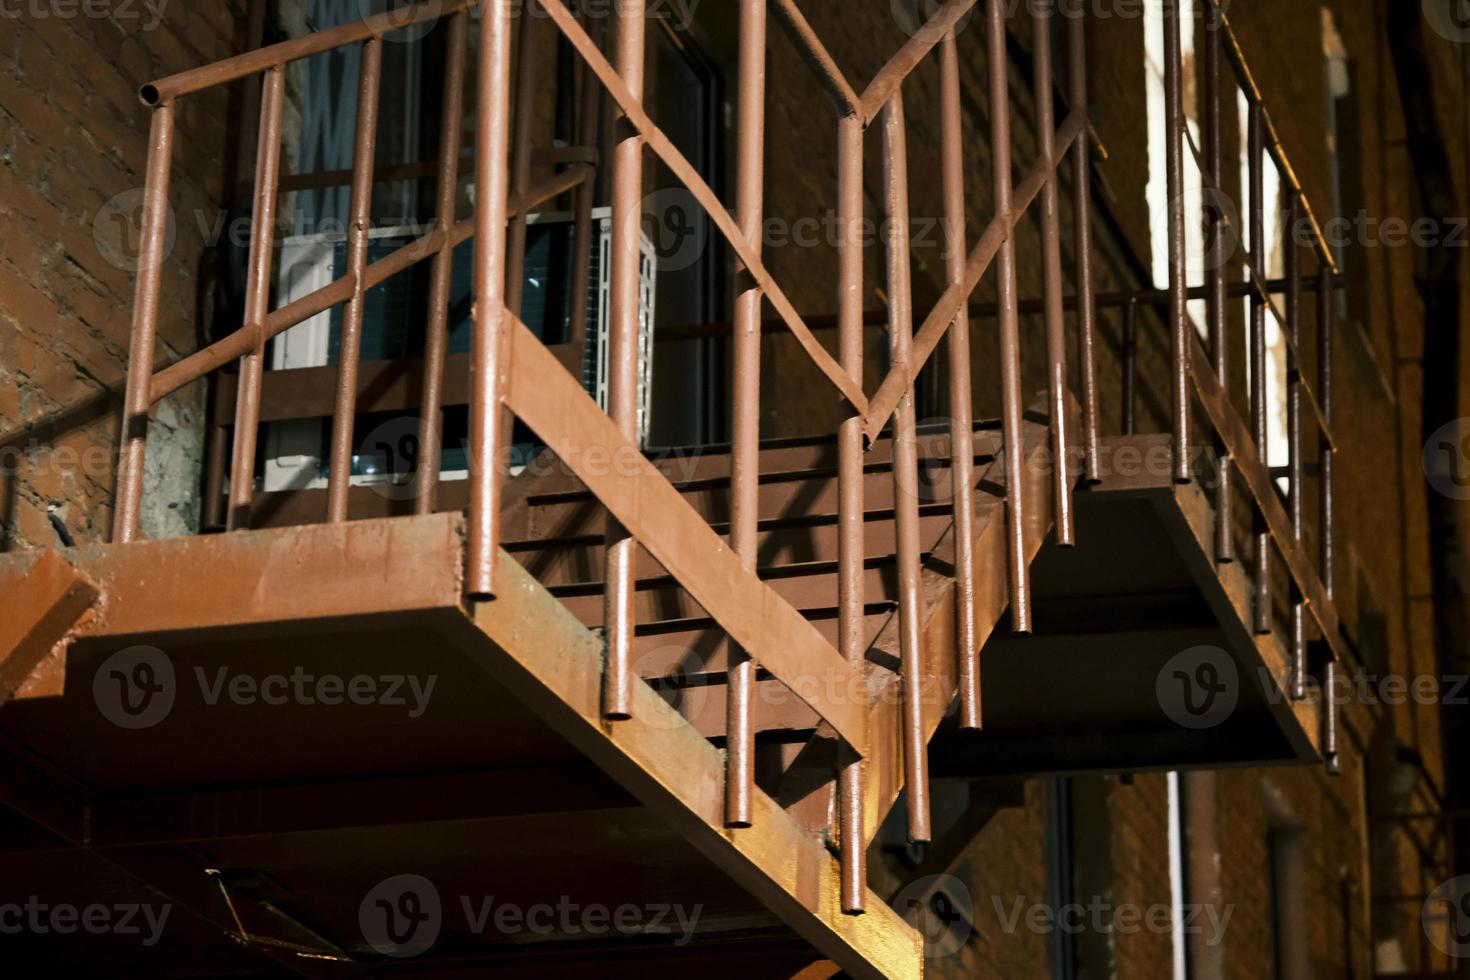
{"left": 264, "top": 209, "right": 656, "bottom": 493}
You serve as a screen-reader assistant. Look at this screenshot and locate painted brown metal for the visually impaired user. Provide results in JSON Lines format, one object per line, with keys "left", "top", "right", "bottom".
{"left": 502, "top": 314, "right": 869, "bottom": 756}
{"left": 146, "top": 166, "right": 588, "bottom": 408}
{"left": 1247, "top": 101, "right": 1271, "bottom": 635}
{"left": 726, "top": 0, "right": 766, "bottom": 831}
{"left": 537, "top": 0, "right": 866, "bottom": 414}
{"left": 1162, "top": 0, "right": 1190, "bottom": 485}
{"left": 140, "top": 0, "right": 476, "bottom": 104}
{"left": 326, "top": 37, "right": 383, "bottom": 524}
{"left": 861, "top": 109, "right": 1087, "bottom": 444}
{"left": 1318, "top": 266, "right": 1335, "bottom": 602}
{"left": 414, "top": 11, "right": 470, "bottom": 515}
{"left": 836, "top": 113, "right": 867, "bottom": 916}
{"left": 466, "top": 551, "right": 919, "bottom": 980}
{"left": 111, "top": 103, "right": 175, "bottom": 544}
{"left": 1032, "top": 2, "right": 1074, "bottom": 547}
{"left": 505, "top": 5, "right": 539, "bottom": 320}
{"left": 1186, "top": 328, "right": 1347, "bottom": 667}
{"left": 1285, "top": 192, "right": 1306, "bottom": 700}
{"left": 0, "top": 551, "right": 96, "bottom": 705}
{"left": 467, "top": 0, "right": 514, "bottom": 599}
{"left": 769, "top": 0, "right": 861, "bottom": 118}
{"left": 1323, "top": 659, "right": 1340, "bottom": 774}
{"left": 1068, "top": 0, "right": 1101, "bottom": 486}
{"left": 566, "top": 8, "right": 603, "bottom": 364}
{"left": 881, "top": 95, "right": 931, "bottom": 845}
{"left": 1122, "top": 299, "right": 1138, "bottom": 436}
{"left": 1211, "top": 2, "right": 1337, "bottom": 276}
{"left": 602, "top": 0, "right": 646, "bottom": 721}
{"left": 1202, "top": 8, "right": 1234, "bottom": 563}
{"left": 859, "top": 0, "right": 977, "bottom": 124}
{"left": 226, "top": 67, "right": 286, "bottom": 532}
{"left": 94, "top": 6, "right": 1360, "bottom": 963}
{"left": 940, "top": 32, "right": 980, "bottom": 732}
{"left": 988, "top": 0, "right": 1030, "bottom": 635}
{"left": 844, "top": 395, "right": 1072, "bottom": 846}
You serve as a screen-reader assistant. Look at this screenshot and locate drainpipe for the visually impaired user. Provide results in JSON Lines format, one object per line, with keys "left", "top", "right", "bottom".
{"left": 1183, "top": 770, "right": 1225, "bottom": 980}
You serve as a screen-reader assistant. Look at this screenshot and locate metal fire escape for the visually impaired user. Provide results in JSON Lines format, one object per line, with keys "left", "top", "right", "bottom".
{"left": 0, "top": 1, "right": 1353, "bottom": 975}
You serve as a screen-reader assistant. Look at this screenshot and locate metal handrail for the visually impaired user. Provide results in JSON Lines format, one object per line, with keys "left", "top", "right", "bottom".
{"left": 138, "top": 0, "right": 477, "bottom": 105}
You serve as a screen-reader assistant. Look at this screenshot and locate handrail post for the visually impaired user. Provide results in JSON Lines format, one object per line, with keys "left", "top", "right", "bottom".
{"left": 1286, "top": 192, "right": 1306, "bottom": 700}
{"left": 1122, "top": 298, "right": 1138, "bottom": 437}
{"left": 1247, "top": 101, "right": 1271, "bottom": 635}
{"left": 468, "top": 0, "right": 515, "bottom": 598}
{"left": 1163, "top": 0, "right": 1191, "bottom": 484}
{"left": 941, "top": 30, "right": 980, "bottom": 730}
{"left": 1318, "top": 266, "right": 1334, "bottom": 603}
{"left": 836, "top": 111, "right": 867, "bottom": 916}
{"left": 882, "top": 93, "right": 931, "bottom": 846}
{"left": 987, "top": 0, "right": 1030, "bottom": 634}
{"left": 1068, "top": 0, "right": 1101, "bottom": 486}
{"left": 726, "top": 0, "right": 766, "bottom": 831}
{"left": 326, "top": 37, "right": 384, "bottom": 524}
{"left": 112, "top": 103, "right": 176, "bottom": 544}
{"left": 1033, "top": 0, "right": 1073, "bottom": 546}
{"left": 566, "top": 7, "right": 604, "bottom": 363}
{"left": 1202, "top": 0, "right": 1234, "bottom": 562}
{"left": 226, "top": 67, "right": 287, "bottom": 532}
{"left": 506, "top": 2, "right": 539, "bottom": 320}
{"left": 414, "top": 11, "right": 470, "bottom": 515}
{"left": 602, "top": 0, "right": 647, "bottom": 719}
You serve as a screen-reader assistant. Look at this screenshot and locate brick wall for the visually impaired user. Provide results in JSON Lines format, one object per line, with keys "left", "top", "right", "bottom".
{"left": 0, "top": 1, "right": 243, "bottom": 551}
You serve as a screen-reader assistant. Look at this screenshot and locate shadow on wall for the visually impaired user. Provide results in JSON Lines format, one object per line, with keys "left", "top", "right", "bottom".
{"left": 0, "top": 387, "right": 122, "bottom": 553}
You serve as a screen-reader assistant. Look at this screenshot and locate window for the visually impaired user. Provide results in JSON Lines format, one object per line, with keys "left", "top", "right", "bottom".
{"left": 1144, "top": 0, "right": 1207, "bottom": 336}
{"left": 645, "top": 21, "right": 726, "bottom": 447}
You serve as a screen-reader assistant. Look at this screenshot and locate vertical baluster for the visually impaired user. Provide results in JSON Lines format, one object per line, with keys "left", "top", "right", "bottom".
{"left": 113, "top": 103, "right": 176, "bottom": 543}
{"left": 1286, "top": 193, "right": 1305, "bottom": 699}
{"left": 202, "top": 422, "right": 228, "bottom": 531}
{"left": 1323, "top": 659, "right": 1340, "bottom": 774}
{"left": 726, "top": 0, "right": 765, "bottom": 831}
{"left": 227, "top": 68, "right": 287, "bottom": 532}
{"left": 567, "top": 7, "right": 604, "bottom": 364}
{"left": 506, "top": 5, "right": 539, "bottom": 319}
{"left": 327, "top": 38, "right": 384, "bottom": 524}
{"left": 1320, "top": 268, "right": 1338, "bottom": 773}
{"left": 883, "top": 94, "right": 931, "bottom": 845}
{"left": 468, "top": 0, "right": 515, "bottom": 599}
{"left": 941, "top": 32, "right": 980, "bottom": 730}
{"left": 1319, "top": 266, "right": 1334, "bottom": 602}
{"left": 1067, "top": 0, "right": 1100, "bottom": 485}
{"left": 987, "top": 0, "right": 1030, "bottom": 634}
{"left": 1202, "top": 2, "right": 1233, "bottom": 562}
{"left": 1163, "top": 0, "right": 1190, "bottom": 484}
{"left": 1033, "top": 0, "right": 1073, "bottom": 545}
{"left": 1248, "top": 102, "right": 1271, "bottom": 635}
{"left": 836, "top": 112, "right": 867, "bottom": 916}
{"left": 1122, "top": 299, "right": 1138, "bottom": 437}
{"left": 415, "top": 12, "right": 469, "bottom": 515}
{"left": 602, "top": 0, "right": 647, "bottom": 717}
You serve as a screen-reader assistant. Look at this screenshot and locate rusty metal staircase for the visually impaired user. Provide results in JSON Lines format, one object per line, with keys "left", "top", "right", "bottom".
{"left": 0, "top": 0, "right": 1356, "bottom": 976}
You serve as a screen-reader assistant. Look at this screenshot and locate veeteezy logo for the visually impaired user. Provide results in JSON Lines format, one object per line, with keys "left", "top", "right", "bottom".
{"left": 0, "top": 0, "right": 167, "bottom": 30}
{"left": 1424, "top": 0, "right": 1470, "bottom": 43}
{"left": 0, "top": 898, "right": 171, "bottom": 947}
{"left": 1423, "top": 876, "right": 1470, "bottom": 958}
{"left": 92, "top": 646, "right": 437, "bottom": 729}
{"left": 359, "top": 875, "right": 704, "bottom": 958}
{"left": 1156, "top": 645, "right": 1239, "bottom": 730}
